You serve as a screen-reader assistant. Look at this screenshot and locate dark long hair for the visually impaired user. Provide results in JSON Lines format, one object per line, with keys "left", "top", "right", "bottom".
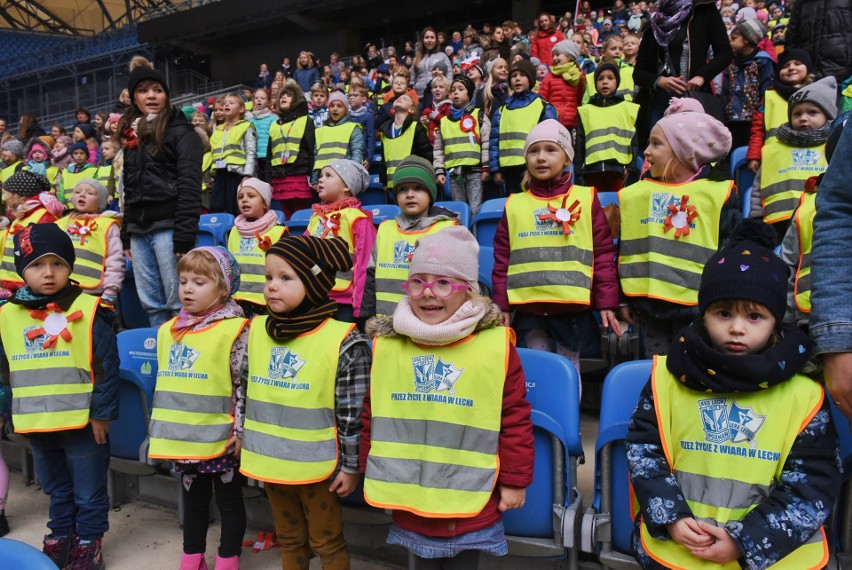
{"left": 116, "top": 78, "right": 175, "bottom": 153}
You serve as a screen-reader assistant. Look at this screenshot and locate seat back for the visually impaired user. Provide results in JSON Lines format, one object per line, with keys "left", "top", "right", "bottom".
{"left": 730, "top": 146, "right": 756, "bottom": 217}
{"left": 478, "top": 246, "right": 494, "bottom": 297}
{"left": 113, "top": 328, "right": 159, "bottom": 460}
{"left": 0, "top": 538, "right": 58, "bottom": 569}
{"left": 273, "top": 210, "right": 286, "bottom": 224}
{"left": 367, "top": 204, "right": 400, "bottom": 226}
{"left": 119, "top": 259, "right": 150, "bottom": 329}
{"left": 197, "top": 213, "right": 235, "bottom": 247}
{"left": 434, "top": 200, "right": 472, "bottom": 228}
{"left": 471, "top": 198, "right": 506, "bottom": 247}
{"left": 596, "top": 192, "right": 619, "bottom": 208}
{"left": 287, "top": 208, "right": 314, "bottom": 236}
{"left": 360, "top": 187, "right": 389, "bottom": 206}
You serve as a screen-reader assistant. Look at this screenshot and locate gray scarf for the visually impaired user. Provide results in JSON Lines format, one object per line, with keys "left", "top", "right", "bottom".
{"left": 776, "top": 120, "right": 832, "bottom": 148}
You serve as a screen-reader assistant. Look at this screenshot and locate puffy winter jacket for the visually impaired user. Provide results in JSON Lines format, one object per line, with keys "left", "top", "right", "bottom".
{"left": 538, "top": 71, "right": 587, "bottom": 130}
{"left": 530, "top": 29, "right": 565, "bottom": 66}
{"left": 786, "top": 0, "right": 852, "bottom": 81}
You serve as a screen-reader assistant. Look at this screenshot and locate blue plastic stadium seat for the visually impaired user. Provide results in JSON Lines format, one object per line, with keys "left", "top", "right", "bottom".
{"left": 368, "top": 173, "right": 383, "bottom": 190}
{"left": 287, "top": 208, "right": 314, "bottom": 236}
{"left": 119, "top": 259, "right": 151, "bottom": 330}
{"left": 730, "top": 146, "right": 756, "bottom": 217}
{"left": 471, "top": 198, "right": 507, "bottom": 247}
{"left": 367, "top": 204, "right": 400, "bottom": 226}
{"left": 197, "top": 213, "right": 234, "bottom": 247}
{"left": 0, "top": 538, "right": 57, "bottom": 569}
{"left": 113, "top": 328, "right": 159, "bottom": 461}
{"left": 360, "top": 188, "right": 389, "bottom": 206}
{"left": 478, "top": 246, "right": 494, "bottom": 297}
{"left": 596, "top": 192, "right": 619, "bottom": 208}
{"left": 273, "top": 210, "right": 286, "bottom": 224}
{"left": 434, "top": 201, "right": 471, "bottom": 228}
{"left": 502, "top": 349, "right": 584, "bottom": 559}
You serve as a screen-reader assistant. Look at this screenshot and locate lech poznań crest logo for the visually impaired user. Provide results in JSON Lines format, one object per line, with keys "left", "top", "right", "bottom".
{"left": 268, "top": 347, "right": 306, "bottom": 380}
{"left": 22, "top": 324, "right": 49, "bottom": 353}
{"left": 412, "top": 355, "right": 464, "bottom": 395}
{"left": 393, "top": 240, "right": 415, "bottom": 265}
{"left": 167, "top": 343, "right": 200, "bottom": 370}
{"left": 699, "top": 397, "right": 766, "bottom": 445}
{"left": 239, "top": 236, "right": 256, "bottom": 253}
{"left": 791, "top": 148, "right": 822, "bottom": 168}
{"left": 649, "top": 193, "right": 680, "bottom": 223}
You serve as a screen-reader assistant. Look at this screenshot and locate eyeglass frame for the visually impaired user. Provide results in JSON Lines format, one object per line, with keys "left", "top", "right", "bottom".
{"left": 401, "top": 276, "right": 470, "bottom": 299}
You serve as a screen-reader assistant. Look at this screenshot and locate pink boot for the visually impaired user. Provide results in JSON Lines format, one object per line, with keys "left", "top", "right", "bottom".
{"left": 214, "top": 554, "right": 239, "bottom": 569}
{"left": 179, "top": 552, "right": 209, "bottom": 570}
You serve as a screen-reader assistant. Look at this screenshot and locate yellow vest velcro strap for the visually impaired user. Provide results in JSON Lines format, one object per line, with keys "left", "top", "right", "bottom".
{"left": 619, "top": 260, "right": 701, "bottom": 291}
{"left": 620, "top": 235, "right": 717, "bottom": 263}
{"left": 367, "top": 455, "right": 495, "bottom": 493}
{"left": 677, "top": 470, "right": 771, "bottom": 511}
{"left": 10, "top": 367, "right": 89, "bottom": 387}
{"left": 14, "top": 392, "right": 91, "bottom": 415}
{"left": 509, "top": 244, "right": 592, "bottom": 265}
{"left": 242, "top": 428, "right": 337, "bottom": 462}
{"left": 372, "top": 417, "right": 499, "bottom": 453}
{"left": 247, "top": 399, "right": 335, "bottom": 430}
{"left": 150, "top": 419, "right": 232, "bottom": 443}
{"left": 152, "top": 391, "right": 230, "bottom": 415}
{"left": 587, "top": 126, "right": 634, "bottom": 140}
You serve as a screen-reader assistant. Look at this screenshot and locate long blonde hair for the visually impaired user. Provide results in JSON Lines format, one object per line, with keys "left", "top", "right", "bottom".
{"left": 483, "top": 57, "right": 507, "bottom": 117}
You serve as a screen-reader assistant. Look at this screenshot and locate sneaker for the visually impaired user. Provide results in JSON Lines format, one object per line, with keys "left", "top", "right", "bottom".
{"left": 42, "top": 534, "right": 72, "bottom": 568}
{"left": 0, "top": 512, "right": 8, "bottom": 537}
{"left": 65, "top": 538, "right": 105, "bottom": 570}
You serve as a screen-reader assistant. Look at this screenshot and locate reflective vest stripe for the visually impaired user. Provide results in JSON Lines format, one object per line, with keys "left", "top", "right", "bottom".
{"left": 0, "top": 208, "right": 53, "bottom": 285}
{"left": 211, "top": 121, "right": 253, "bottom": 167}
{"left": 152, "top": 391, "right": 231, "bottom": 414}
{"left": 13, "top": 392, "right": 91, "bottom": 415}
{"left": 315, "top": 122, "right": 359, "bottom": 170}
{"left": 795, "top": 192, "right": 816, "bottom": 312}
{"left": 441, "top": 114, "right": 482, "bottom": 168}
{"left": 228, "top": 225, "right": 288, "bottom": 304}
{"left": 586, "top": 126, "right": 635, "bottom": 139}
{"left": 149, "top": 419, "right": 233, "bottom": 444}
{"left": 241, "top": 429, "right": 337, "bottom": 463}
{"left": 619, "top": 235, "right": 717, "bottom": 264}
{"left": 761, "top": 179, "right": 808, "bottom": 221}
{"left": 618, "top": 260, "right": 702, "bottom": 292}
{"left": 307, "top": 208, "right": 367, "bottom": 292}
{"left": 246, "top": 398, "right": 335, "bottom": 430}
{"left": 578, "top": 103, "right": 639, "bottom": 166}
{"left": 676, "top": 470, "right": 771, "bottom": 511}
{"left": 367, "top": 455, "right": 496, "bottom": 493}
{"left": 9, "top": 367, "right": 89, "bottom": 387}
{"left": 763, "top": 90, "right": 788, "bottom": 145}
{"left": 372, "top": 416, "right": 500, "bottom": 452}
{"left": 383, "top": 124, "right": 417, "bottom": 188}
{"left": 499, "top": 100, "right": 545, "bottom": 167}
{"left": 759, "top": 140, "right": 826, "bottom": 223}
{"left": 507, "top": 269, "right": 592, "bottom": 290}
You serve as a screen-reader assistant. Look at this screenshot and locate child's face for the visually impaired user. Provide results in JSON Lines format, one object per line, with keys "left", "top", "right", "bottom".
{"left": 2, "top": 190, "right": 22, "bottom": 211}
{"left": 644, "top": 125, "right": 677, "bottom": 179}
{"left": 596, "top": 70, "right": 618, "bottom": 96}
{"left": 392, "top": 76, "right": 408, "bottom": 95}
{"left": 316, "top": 167, "right": 349, "bottom": 202}
{"left": 237, "top": 186, "right": 268, "bottom": 218}
{"left": 779, "top": 59, "right": 808, "bottom": 86}
{"left": 493, "top": 60, "right": 509, "bottom": 82}
{"left": 73, "top": 127, "right": 85, "bottom": 142}
{"left": 705, "top": 302, "right": 776, "bottom": 355}
{"left": 264, "top": 254, "right": 306, "bottom": 313}
{"left": 605, "top": 41, "right": 624, "bottom": 60}
{"left": 213, "top": 104, "right": 224, "bottom": 122}
{"left": 72, "top": 149, "right": 89, "bottom": 165}
{"left": 72, "top": 183, "right": 101, "bottom": 214}
{"left": 191, "top": 113, "right": 207, "bottom": 129}
{"left": 729, "top": 31, "right": 751, "bottom": 55}
{"left": 222, "top": 96, "right": 243, "bottom": 121}
{"left": 53, "top": 140, "right": 66, "bottom": 152}
{"left": 50, "top": 126, "right": 62, "bottom": 138}
{"left": 135, "top": 82, "right": 167, "bottom": 115}
{"left": 101, "top": 144, "right": 116, "bottom": 161}
{"left": 407, "top": 273, "right": 470, "bottom": 325}
{"left": 526, "top": 141, "right": 569, "bottom": 181}
{"left": 348, "top": 91, "right": 366, "bottom": 110}
{"left": 395, "top": 183, "right": 432, "bottom": 217}
{"left": 537, "top": 64, "right": 549, "bottom": 80}
{"left": 23, "top": 254, "right": 70, "bottom": 296}
{"left": 431, "top": 82, "right": 448, "bottom": 101}
{"left": 0, "top": 150, "right": 11, "bottom": 164}
{"left": 791, "top": 102, "right": 828, "bottom": 131}
{"left": 450, "top": 82, "right": 471, "bottom": 108}
{"left": 253, "top": 90, "right": 269, "bottom": 111}
{"left": 328, "top": 100, "right": 347, "bottom": 122}
{"left": 279, "top": 92, "right": 294, "bottom": 111}
{"left": 465, "top": 66, "right": 482, "bottom": 85}
{"left": 510, "top": 71, "right": 530, "bottom": 94}
{"left": 772, "top": 28, "right": 785, "bottom": 43}
{"left": 623, "top": 36, "right": 640, "bottom": 56}
{"left": 179, "top": 270, "right": 226, "bottom": 315}
{"left": 311, "top": 90, "right": 328, "bottom": 108}
{"left": 30, "top": 148, "right": 47, "bottom": 162}
{"left": 431, "top": 67, "right": 445, "bottom": 78}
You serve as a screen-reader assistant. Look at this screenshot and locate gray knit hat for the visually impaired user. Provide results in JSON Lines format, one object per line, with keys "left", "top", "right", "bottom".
{"left": 735, "top": 18, "right": 768, "bottom": 46}
{"left": 552, "top": 40, "right": 580, "bottom": 62}
{"left": 2, "top": 139, "right": 25, "bottom": 158}
{"left": 327, "top": 159, "right": 369, "bottom": 196}
{"left": 788, "top": 76, "right": 839, "bottom": 121}
{"left": 75, "top": 178, "right": 111, "bottom": 212}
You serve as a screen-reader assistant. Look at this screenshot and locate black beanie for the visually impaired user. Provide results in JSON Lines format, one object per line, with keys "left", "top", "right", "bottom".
{"left": 778, "top": 48, "right": 814, "bottom": 77}
{"left": 128, "top": 65, "right": 170, "bottom": 98}
{"left": 451, "top": 73, "right": 474, "bottom": 100}
{"left": 4, "top": 170, "right": 50, "bottom": 197}
{"left": 698, "top": 220, "right": 788, "bottom": 322}
{"left": 509, "top": 59, "right": 537, "bottom": 88}
{"left": 14, "top": 223, "right": 76, "bottom": 277}
{"left": 266, "top": 236, "right": 352, "bottom": 305}
{"left": 594, "top": 62, "right": 621, "bottom": 89}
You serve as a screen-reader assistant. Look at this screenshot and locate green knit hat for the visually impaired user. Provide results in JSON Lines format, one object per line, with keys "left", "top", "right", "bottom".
{"left": 392, "top": 155, "right": 438, "bottom": 202}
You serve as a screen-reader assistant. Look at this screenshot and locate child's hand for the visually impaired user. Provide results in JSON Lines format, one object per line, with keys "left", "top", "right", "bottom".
{"left": 666, "top": 517, "right": 714, "bottom": 549}
{"left": 501, "top": 311, "right": 512, "bottom": 327}
{"left": 600, "top": 309, "right": 622, "bottom": 336}
{"left": 437, "top": 174, "right": 446, "bottom": 185}
{"left": 493, "top": 172, "right": 504, "bottom": 185}
{"left": 481, "top": 171, "right": 490, "bottom": 183}
{"left": 747, "top": 159, "right": 760, "bottom": 173}
{"left": 227, "top": 435, "right": 242, "bottom": 458}
{"left": 498, "top": 485, "right": 526, "bottom": 511}
{"left": 618, "top": 305, "right": 638, "bottom": 325}
{"left": 90, "top": 418, "right": 111, "bottom": 444}
{"left": 124, "top": 248, "right": 132, "bottom": 261}
{"left": 328, "top": 471, "right": 359, "bottom": 497}
{"left": 689, "top": 521, "right": 741, "bottom": 564}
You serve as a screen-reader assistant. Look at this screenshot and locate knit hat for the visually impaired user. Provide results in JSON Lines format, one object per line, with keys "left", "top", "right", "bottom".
{"left": 408, "top": 226, "right": 479, "bottom": 289}
{"left": 735, "top": 17, "right": 768, "bottom": 46}
{"left": 74, "top": 178, "right": 110, "bottom": 211}
{"left": 1, "top": 139, "right": 24, "bottom": 158}
{"left": 238, "top": 177, "right": 272, "bottom": 208}
{"left": 788, "top": 76, "right": 838, "bottom": 121}
{"left": 392, "top": 155, "right": 438, "bottom": 202}
{"left": 38, "top": 135, "right": 55, "bottom": 149}
{"left": 552, "top": 40, "right": 580, "bottom": 63}
{"left": 509, "top": 59, "right": 536, "bottom": 88}
{"left": 128, "top": 64, "right": 170, "bottom": 98}
{"left": 594, "top": 62, "right": 621, "bottom": 89}
{"left": 603, "top": 18, "right": 613, "bottom": 27}
{"left": 736, "top": 6, "right": 757, "bottom": 22}
{"left": 4, "top": 170, "right": 50, "bottom": 197}
{"left": 778, "top": 48, "right": 814, "bottom": 76}
{"left": 451, "top": 73, "right": 474, "bottom": 100}
{"left": 327, "top": 159, "right": 369, "bottom": 196}
{"left": 75, "top": 123, "right": 96, "bottom": 140}
{"left": 56, "top": 135, "right": 73, "bottom": 148}
{"left": 327, "top": 90, "right": 350, "bottom": 111}
{"left": 698, "top": 220, "right": 788, "bottom": 321}
{"left": 70, "top": 141, "right": 89, "bottom": 156}
{"left": 180, "top": 106, "right": 196, "bottom": 121}
{"left": 266, "top": 236, "right": 353, "bottom": 305}
{"left": 194, "top": 246, "right": 241, "bottom": 296}
{"left": 376, "top": 63, "right": 390, "bottom": 75}
{"left": 524, "top": 118, "right": 574, "bottom": 162}
{"left": 26, "top": 139, "right": 51, "bottom": 161}
{"left": 656, "top": 98, "right": 732, "bottom": 173}
{"left": 484, "top": 58, "right": 501, "bottom": 77}
{"left": 14, "top": 223, "right": 75, "bottom": 277}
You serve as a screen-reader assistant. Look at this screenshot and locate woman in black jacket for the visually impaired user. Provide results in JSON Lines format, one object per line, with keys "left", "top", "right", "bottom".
{"left": 786, "top": 0, "right": 852, "bottom": 83}
{"left": 118, "top": 56, "right": 202, "bottom": 327}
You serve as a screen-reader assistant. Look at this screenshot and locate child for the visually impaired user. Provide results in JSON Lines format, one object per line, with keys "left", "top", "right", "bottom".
{"left": 24, "top": 137, "right": 59, "bottom": 191}
{"left": 619, "top": 98, "right": 739, "bottom": 357}
{"left": 248, "top": 87, "right": 277, "bottom": 179}
{"left": 538, "top": 41, "right": 586, "bottom": 133}
{"left": 1, "top": 223, "right": 119, "bottom": 569}
{"left": 434, "top": 74, "right": 491, "bottom": 215}
{"left": 240, "top": 234, "right": 371, "bottom": 568}
{"left": 749, "top": 77, "right": 833, "bottom": 238}
{"left": 622, "top": 32, "right": 640, "bottom": 65}
{"left": 267, "top": 80, "right": 316, "bottom": 218}
{"left": 492, "top": 119, "right": 620, "bottom": 385}
{"left": 97, "top": 138, "right": 120, "bottom": 199}
{"left": 627, "top": 220, "right": 840, "bottom": 570}
{"left": 378, "top": 95, "right": 433, "bottom": 190}
{"left": 420, "top": 75, "right": 452, "bottom": 144}
{"left": 347, "top": 85, "right": 376, "bottom": 170}
{"left": 747, "top": 49, "right": 815, "bottom": 172}
{"left": 363, "top": 155, "right": 459, "bottom": 317}
{"left": 479, "top": 58, "right": 509, "bottom": 119}
{"left": 721, "top": 18, "right": 774, "bottom": 149}
{"left": 59, "top": 141, "right": 98, "bottom": 204}
{"left": 72, "top": 123, "right": 99, "bottom": 165}
{"left": 307, "top": 159, "right": 376, "bottom": 323}
{"left": 0, "top": 139, "right": 24, "bottom": 185}
{"left": 196, "top": 127, "right": 214, "bottom": 210}
{"left": 147, "top": 247, "right": 248, "bottom": 570}
{"left": 308, "top": 82, "right": 329, "bottom": 128}
{"left": 51, "top": 135, "right": 74, "bottom": 171}
{"left": 378, "top": 68, "right": 420, "bottom": 127}
{"left": 490, "top": 59, "right": 558, "bottom": 192}
{"left": 210, "top": 92, "right": 258, "bottom": 215}
{"left": 584, "top": 36, "right": 636, "bottom": 103}
{"left": 576, "top": 63, "right": 639, "bottom": 192}
{"left": 228, "top": 177, "right": 289, "bottom": 317}
{"left": 312, "top": 91, "right": 365, "bottom": 184}
{"left": 361, "top": 226, "right": 534, "bottom": 566}
{"left": 55, "top": 178, "right": 123, "bottom": 307}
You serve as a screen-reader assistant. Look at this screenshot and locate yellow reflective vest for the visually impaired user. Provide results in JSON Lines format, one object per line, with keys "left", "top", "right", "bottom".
{"left": 763, "top": 89, "right": 788, "bottom": 146}
{"left": 240, "top": 317, "right": 354, "bottom": 484}
{"left": 640, "top": 355, "right": 829, "bottom": 570}
{"left": 374, "top": 219, "right": 458, "bottom": 315}
{"left": 23, "top": 164, "right": 59, "bottom": 192}
{"left": 269, "top": 116, "right": 309, "bottom": 167}
{"left": 577, "top": 102, "right": 639, "bottom": 167}
{"left": 584, "top": 60, "right": 636, "bottom": 102}
{"left": 148, "top": 317, "right": 248, "bottom": 461}
{"left": 440, "top": 113, "right": 482, "bottom": 169}
{"left": 307, "top": 207, "right": 368, "bottom": 292}
{"left": 619, "top": 179, "right": 732, "bottom": 305}
{"left": 760, "top": 140, "right": 826, "bottom": 224}
{"left": 794, "top": 191, "right": 816, "bottom": 313}
{"left": 315, "top": 122, "right": 360, "bottom": 171}
{"left": 0, "top": 161, "right": 22, "bottom": 185}
{"left": 0, "top": 293, "right": 99, "bottom": 433}
{"left": 60, "top": 166, "right": 98, "bottom": 205}
{"left": 498, "top": 99, "right": 545, "bottom": 168}
{"left": 364, "top": 327, "right": 510, "bottom": 517}
{"left": 211, "top": 121, "right": 253, "bottom": 168}
{"left": 382, "top": 124, "right": 417, "bottom": 188}
{"left": 226, "top": 225, "right": 289, "bottom": 305}
{"left": 56, "top": 215, "right": 119, "bottom": 290}
{"left": 505, "top": 187, "right": 595, "bottom": 306}
{"left": 0, "top": 208, "right": 54, "bottom": 287}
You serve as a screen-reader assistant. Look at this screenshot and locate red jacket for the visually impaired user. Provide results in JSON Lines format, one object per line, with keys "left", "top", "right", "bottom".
{"left": 359, "top": 336, "right": 533, "bottom": 537}
{"left": 538, "top": 72, "right": 586, "bottom": 130}
{"left": 531, "top": 29, "right": 565, "bottom": 66}
{"left": 747, "top": 108, "right": 766, "bottom": 161}
{"left": 492, "top": 173, "right": 620, "bottom": 314}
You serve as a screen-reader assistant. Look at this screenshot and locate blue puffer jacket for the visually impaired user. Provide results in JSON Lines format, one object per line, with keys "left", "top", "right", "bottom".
{"left": 488, "top": 90, "right": 558, "bottom": 172}
{"left": 249, "top": 110, "right": 279, "bottom": 160}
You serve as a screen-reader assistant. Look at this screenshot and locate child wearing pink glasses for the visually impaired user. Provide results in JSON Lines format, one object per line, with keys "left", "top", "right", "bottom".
{"left": 360, "top": 225, "right": 534, "bottom": 567}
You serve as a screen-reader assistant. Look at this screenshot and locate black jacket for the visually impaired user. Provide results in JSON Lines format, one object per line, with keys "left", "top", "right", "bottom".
{"left": 121, "top": 108, "right": 203, "bottom": 254}
{"left": 266, "top": 103, "right": 316, "bottom": 180}
{"left": 787, "top": 0, "right": 852, "bottom": 82}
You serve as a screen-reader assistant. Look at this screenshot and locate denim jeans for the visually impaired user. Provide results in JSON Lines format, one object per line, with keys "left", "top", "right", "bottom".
{"left": 30, "top": 424, "right": 111, "bottom": 540}
{"left": 130, "top": 229, "right": 181, "bottom": 328}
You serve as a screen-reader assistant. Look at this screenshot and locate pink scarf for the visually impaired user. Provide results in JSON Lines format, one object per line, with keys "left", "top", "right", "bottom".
{"left": 392, "top": 296, "right": 488, "bottom": 346}
{"left": 233, "top": 210, "right": 279, "bottom": 238}
{"left": 171, "top": 299, "right": 244, "bottom": 341}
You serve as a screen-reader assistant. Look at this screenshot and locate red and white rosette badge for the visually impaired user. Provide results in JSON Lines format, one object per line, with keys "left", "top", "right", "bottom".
{"left": 27, "top": 303, "right": 84, "bottom": 349}
{"left": 460, "top": 115, "right": 479, "bottom": 147}
{"left": 663, "top": 194, "right": 698, "bottom": 238}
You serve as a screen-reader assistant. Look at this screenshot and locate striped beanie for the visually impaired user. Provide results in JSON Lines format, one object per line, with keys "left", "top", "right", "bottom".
{"left": 392, "top": 155, "right": 438, "bottom": 201}
{"left": 266, "top": 235, "right": 352, "bottom": 305}
{"left": 735, "top": 18, "right": 768, "bottom": 46}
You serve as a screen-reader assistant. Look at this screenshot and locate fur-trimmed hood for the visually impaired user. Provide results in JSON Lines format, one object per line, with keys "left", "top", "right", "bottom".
{"left": 366, "top": 298, "right": 504, "bottom": 339}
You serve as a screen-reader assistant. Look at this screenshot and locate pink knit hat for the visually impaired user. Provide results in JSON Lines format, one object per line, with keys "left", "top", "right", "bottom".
{"left": 524, "top": 118, "right": 574, "bottom": 162}
{"left": 656, "top": 98, "right": 732, "bottom": 174}
{"left": 327, "top": 90, "right": 349, "bottom": 111}
{"left": 408, "top": 226, "right": 479, "bottom": 289}
{"left": 238, "top": 177, "right": 272, "bottom": 208}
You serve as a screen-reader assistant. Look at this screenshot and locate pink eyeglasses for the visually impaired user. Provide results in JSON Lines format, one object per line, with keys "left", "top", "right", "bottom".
{"left": 402, "top": 277, "right": 470, "bottom": 299}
